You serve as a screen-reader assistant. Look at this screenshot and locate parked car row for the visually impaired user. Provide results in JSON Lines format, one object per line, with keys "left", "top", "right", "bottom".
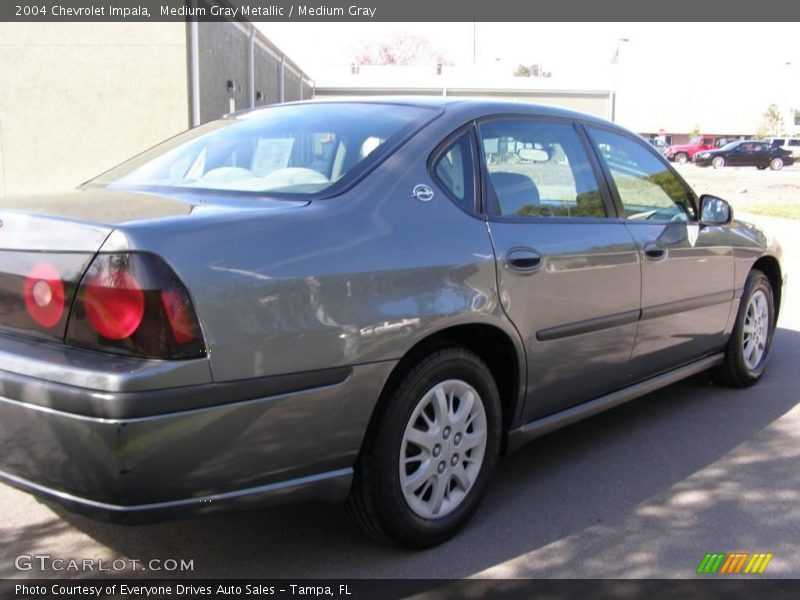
{"left": 660, "top": 135, "right": 797, "bottom": 170}
{"left": 663, "top": 135, "right": 726, "bottom": 164}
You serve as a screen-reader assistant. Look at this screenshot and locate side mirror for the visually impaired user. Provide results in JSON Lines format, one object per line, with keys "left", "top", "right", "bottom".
{"left": 699, "top": 194, "right": 733, "bottom": 225}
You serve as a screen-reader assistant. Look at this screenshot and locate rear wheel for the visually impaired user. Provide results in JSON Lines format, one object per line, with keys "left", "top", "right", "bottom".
{"left": 347, "top": 347, "right": 501, "bottom": 548}
{"left": 770, "top": 157, "right": 784, "bottom": 171}
{"left": 757, "top": 165, "right": 768, "bottom": 170}
{"left": 675, "top": 152, "right": 689, "bottom": 165}
{"left": 714, "top": 269, "right": 775, "bottom": 387}
{"left": 712, "top": 156, "right": 725, "bottom": 169}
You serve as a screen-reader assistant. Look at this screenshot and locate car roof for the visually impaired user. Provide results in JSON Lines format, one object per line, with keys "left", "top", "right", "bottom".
{"left": 241, "top": 96, "right": 616, "bottom": 129}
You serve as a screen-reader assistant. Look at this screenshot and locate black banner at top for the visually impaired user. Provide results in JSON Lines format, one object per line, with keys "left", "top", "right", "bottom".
{"left": 2, "top": 0, "right": 800, "bottom": 22}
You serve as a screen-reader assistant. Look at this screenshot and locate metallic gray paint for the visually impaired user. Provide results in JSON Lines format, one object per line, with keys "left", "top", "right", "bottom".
{"left": 506, "top": 352, "right": 725, "bottom": 453}
{"left": 624, "top": 221, "right": 734, "bottom": 380}
{"left": 489, "top": 220, "right": 642, "bottom": 420}
{"left": 0, "top": 360, "right": 394, "bottom": 519}
{"left": 0, "top": 359, "right": 351, "bottom": 419}
{"left": 0, "top": 99, "right": 785, "bottom": 522}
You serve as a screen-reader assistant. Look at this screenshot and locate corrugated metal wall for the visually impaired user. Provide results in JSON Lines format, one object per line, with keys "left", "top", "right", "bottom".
{"left": 196, "top": 22, "right": 314, "bottom": 123}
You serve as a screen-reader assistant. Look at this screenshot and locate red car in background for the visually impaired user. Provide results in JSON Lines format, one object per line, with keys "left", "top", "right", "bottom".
{"left": 664, "top": 135, "right": 725, "bottom": 164}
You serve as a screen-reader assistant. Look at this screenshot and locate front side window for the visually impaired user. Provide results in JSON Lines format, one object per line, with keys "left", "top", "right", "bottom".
{"left": 478, "top": 120, "right": 606, "bottom": 218}
{"left": 91, "top": 103, "right": 437, "bottom": 196}
{"left": 587, "top": 127, "right": 695, "bottom": 222}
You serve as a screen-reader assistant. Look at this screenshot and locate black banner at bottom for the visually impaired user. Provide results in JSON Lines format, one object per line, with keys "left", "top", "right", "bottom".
{"left": 3, "top": 579, "right": 799, "bottom": 600}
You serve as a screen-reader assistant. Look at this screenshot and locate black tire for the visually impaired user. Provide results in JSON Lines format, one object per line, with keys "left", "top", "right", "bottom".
{"left": 713, "top": 269, "right": 775, "bottom": 387}
{"left": 675, "top": 152, "right": 689, "bottom": 165}
{"left": 712, "top": 156, "right": 725, "bottom": 169}
{"left": 770, "top": 157, "right": 784, "bottom": 171}
{"left": 757, "top": 165, "right": 768, "bottom": 170}
{"left": 346, "top": 346, "right": 502, "bottom": 548}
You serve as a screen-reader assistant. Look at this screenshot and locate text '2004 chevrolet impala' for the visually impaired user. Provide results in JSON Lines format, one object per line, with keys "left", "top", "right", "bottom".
{"left": 0, "top": 99, "right": 784, "bottom": 548}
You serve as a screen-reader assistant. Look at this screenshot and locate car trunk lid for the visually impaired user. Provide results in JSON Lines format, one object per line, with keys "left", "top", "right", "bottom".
{"left": 0, "top": 187, "right": 308, "bottom": 343}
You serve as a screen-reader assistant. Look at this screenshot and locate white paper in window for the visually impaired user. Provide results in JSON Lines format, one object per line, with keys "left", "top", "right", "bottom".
{"left": 252, "top": 138, "right": 294, "bottom": 176}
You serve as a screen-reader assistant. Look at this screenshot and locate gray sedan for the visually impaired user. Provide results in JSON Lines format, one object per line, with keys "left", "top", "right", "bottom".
{"left": 0, "top": 99, "right": 785, "bottom": 548}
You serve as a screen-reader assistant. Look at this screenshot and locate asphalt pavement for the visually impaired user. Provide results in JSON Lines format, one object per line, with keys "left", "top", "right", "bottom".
{"left": 2, "top": 215, "right": 798, "bottom": 580}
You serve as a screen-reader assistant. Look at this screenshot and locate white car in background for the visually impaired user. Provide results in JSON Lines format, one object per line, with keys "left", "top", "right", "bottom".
{"left": 765, "top": 137, "right": 800, "bottom": 157}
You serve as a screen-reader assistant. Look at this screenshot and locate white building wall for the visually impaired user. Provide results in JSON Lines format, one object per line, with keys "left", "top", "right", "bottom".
{"left": 0, "top": 23, "right": 189, "bottom": 197}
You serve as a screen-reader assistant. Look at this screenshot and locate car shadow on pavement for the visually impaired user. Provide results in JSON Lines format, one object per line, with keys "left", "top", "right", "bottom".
{"left": 14, "top": 326, "right": 800, "bottom": 580}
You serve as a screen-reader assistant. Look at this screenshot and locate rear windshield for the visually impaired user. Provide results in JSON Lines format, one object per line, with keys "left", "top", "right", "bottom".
{"left": 92, "top": 103, "right": 437, "bottom": 196}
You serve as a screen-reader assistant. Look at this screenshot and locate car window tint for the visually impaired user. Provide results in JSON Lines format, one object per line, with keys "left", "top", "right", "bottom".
{"left": 587, "top": 127, "right": 695, "bottom": 222}
{"left": 433, "top": 132, "right": 475, "bottom": 210}
{"left": 93, "top": 103, "right": 437, "bottom": 196}
{"left": 789, "top": 140, "right": 800, "bottom": 147}
{"left": 478, "top": 120, "right": 606, "bottom": 218}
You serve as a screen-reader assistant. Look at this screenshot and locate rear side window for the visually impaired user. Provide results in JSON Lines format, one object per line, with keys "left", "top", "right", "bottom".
{"left": 587, "top": 127, "right": 695, "bottom": 221}
{"left": 478, "top": 120, "right": 606, "bottom": 219}
{"left": 432, "top": 132, "right": 475, "bottom": 211}
{"left": 788, "top": 140, "right": 800, "bottom": 147}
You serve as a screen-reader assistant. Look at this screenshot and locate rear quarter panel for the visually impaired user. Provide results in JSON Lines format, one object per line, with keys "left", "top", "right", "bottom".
{"left": 103, "top": 120, "right": 516, "bottom": 384}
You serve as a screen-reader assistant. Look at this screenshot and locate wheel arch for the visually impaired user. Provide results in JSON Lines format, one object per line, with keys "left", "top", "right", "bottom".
{"left": 752, "top": 256, "right": 783, "bottom": 318}
{"left": 366, "top": 323, "right": 526, "bottom": 449}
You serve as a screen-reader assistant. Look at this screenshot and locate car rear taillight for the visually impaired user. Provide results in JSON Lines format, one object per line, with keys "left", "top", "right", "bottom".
{"left": 0, "top": 252, "right": 92, "bottom": 341}
{"left": 23, "top": 262, "right": 66, "bottom": 328}
{"left": 66, "top": 253, "right": 206, "bottom": 359}
{"left": 83, "top": 268, "right": 146, "bottom": 340}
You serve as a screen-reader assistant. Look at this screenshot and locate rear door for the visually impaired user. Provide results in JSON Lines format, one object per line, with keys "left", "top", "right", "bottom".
{"left": 751, "top": 142, "right": 771, "bottom": 167}
{"left": 585, "top": 126, "right": 734, "bottom": 381}
{"left": 479, "top": 118, "right": 642, "bottom": 421}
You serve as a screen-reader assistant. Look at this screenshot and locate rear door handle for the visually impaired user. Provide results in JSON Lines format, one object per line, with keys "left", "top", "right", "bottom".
{"left": 642, "top": 242, "right": 667, "bottom": 261}
{"left": 505, "top": 247, "right": 543, "bottom": 272}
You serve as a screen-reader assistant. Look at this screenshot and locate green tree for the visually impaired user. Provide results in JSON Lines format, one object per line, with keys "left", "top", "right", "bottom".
{"left": 757, "top": 104, "right": 784, "bottom": 138}
{"left": 513, "top": 64, "right": 552, "bottom": 78}
{"left": 514, "top": 64, "right": 531, "bottom": 77}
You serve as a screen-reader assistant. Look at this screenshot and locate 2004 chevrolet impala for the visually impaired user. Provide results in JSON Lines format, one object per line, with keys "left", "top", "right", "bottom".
{"left": 0, "top": 99, "right": 785, "bottom": 548}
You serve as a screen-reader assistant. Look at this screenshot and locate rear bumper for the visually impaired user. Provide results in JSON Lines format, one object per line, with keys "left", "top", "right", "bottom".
{"left": 0, "top": 335, "right": 394, "bottom": 523}
{"left": 0, "top": 461, "right": 353, "bottom": 525}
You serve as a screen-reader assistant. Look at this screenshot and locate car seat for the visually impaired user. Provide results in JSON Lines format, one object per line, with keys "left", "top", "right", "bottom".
{"left": 489, "top": 172, "right": 541, "bottom": 215}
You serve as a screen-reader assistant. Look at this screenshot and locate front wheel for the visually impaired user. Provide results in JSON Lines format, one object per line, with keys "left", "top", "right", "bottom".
{"left": 347, "top": 347, "right": 501, "bottom": 548}
{"left": 713, "top": 269, "right": 775, "bottom": 387}
{"left": 675, "top": 152, "right": 689, "bottom": 165}
{"left": 712, "top": 156, "right": 725, "bottom": 169}
{"left": 770, "top": 157, "right": 784, "bottom": 171}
